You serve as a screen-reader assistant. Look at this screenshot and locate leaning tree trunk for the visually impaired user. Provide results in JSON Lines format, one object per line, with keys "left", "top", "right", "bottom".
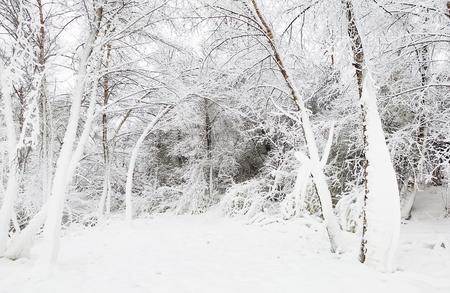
{"left": 343, "top": 0, "right": 400, "bottom": 272}
{"left": 6, "top": 79, "right": 99, "bottom": 260}
{"left": 250, "top": 0, "right": 343, "bottom": 253}
{"left": 38, "top": 6, "right": 104, "bottom": 264}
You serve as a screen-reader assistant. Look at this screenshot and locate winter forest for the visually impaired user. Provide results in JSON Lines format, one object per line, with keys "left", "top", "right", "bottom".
{"left": 0, "top": 0, "right": 449, "bottom": 292}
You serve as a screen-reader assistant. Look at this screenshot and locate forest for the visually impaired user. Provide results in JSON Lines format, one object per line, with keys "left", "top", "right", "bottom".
{"left": 0, "top": 0, "right": 449, "bottom": 292}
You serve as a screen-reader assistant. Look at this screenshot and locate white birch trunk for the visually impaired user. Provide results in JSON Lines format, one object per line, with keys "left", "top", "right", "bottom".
{"left": 296, "top": 124, "right": 335, "bottom": 215}
{"left": 249, "top": 0, "right": 343, "bottom": 252}
{"left": 38, "top": 35, "right": 98, "bottom": 264}
{"left": 360, "top": 73, "right": 401, "bottom": 272}
{"left": 289, "top": 88, "right": 343, "bottom": 253}
{"left": 5, "top": 81, "right": 98, "bottom": 261}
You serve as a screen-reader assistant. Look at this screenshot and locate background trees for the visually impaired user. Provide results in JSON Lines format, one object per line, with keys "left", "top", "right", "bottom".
{"left": 0, "top": 0, "right": 449, "bottom": 269}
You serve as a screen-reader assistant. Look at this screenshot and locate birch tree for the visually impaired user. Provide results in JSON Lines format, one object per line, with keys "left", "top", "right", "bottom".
{"left": 204, "top": 0, "right": 344, "bottom": 252}
{"left": 38, "top": 2, "right": 106, "bottom": 264}
{"left": 342, "top": 0, "right": 400, "bottom": 272}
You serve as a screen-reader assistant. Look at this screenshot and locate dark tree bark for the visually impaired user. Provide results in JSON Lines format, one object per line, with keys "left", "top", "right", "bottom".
{"left": 342, "top": 0, "right": 369, "bottom": 263}
{"left": 203, "top": 98, "right": 213, "bottom": 199}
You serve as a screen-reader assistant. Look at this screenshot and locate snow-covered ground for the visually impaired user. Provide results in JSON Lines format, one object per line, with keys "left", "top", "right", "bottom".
{"left": 0, "top": 189, "right": 449, "bottom": 293}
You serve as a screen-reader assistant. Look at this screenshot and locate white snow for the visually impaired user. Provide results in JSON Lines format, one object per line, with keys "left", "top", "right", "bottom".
{"left": 398, "top": 187, "right": 450, "bottom": 284}
{"left": 0, "top": 190, "right": 449, "bottom": 293}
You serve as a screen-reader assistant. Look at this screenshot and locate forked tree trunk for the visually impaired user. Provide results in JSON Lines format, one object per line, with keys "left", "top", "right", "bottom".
{"left": 5, "top": 80, "right": 99, "bottom": 260}
{"left": 38, "top": 6, "right": 104, "bottom": 264}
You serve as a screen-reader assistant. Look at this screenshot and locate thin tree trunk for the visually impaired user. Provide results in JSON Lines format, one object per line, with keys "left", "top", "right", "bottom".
{"left": 39, "top": 6, "right": 104, "bottom": 264}
{"left": 402, "top": 45, "right": 430, "bottom": 218}
{"left": 6, "top": 78, "right": 99, "bottom": 261}
{"left": 125, "top": 106, "right": 172, "bottom": 222}
{"left": 250, "top": 0, "right": 343, "bottom": 252}
{"left": 98, "top": 42, "right": 112, "bottom": 218}
{"left": 204, "top": 98, "right": 213, "bottom": 199}
{"left": 36, "top": 0, "right": 52, "bottom": 202}
{"left": 343, "top": 0, "right": 400, "bottom": 272}
{"left": 342, "top": 0, "right": 368, "bottom": 262}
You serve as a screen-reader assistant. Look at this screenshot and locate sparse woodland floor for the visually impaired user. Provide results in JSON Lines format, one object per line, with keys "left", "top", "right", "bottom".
{"left": 0, "top": 190, "right": 449, "bottom": 293}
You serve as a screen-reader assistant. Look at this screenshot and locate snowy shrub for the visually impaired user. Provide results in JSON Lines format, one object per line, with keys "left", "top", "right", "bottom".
{"left": 61, "top": 191, "right": 99, "bottom": 227}
{"left": 138, "top": 186, "right": 182, "bottom": 215}
{"left": 335, "top": 186, "right": 364, "bottom": 233}
{"left": 220, "top": 178, "right": 268, "bottom": 217}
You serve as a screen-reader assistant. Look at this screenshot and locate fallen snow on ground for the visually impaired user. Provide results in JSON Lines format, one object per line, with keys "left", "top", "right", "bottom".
{"left": 0, "top": 191, "right": 449, "bottom": 293}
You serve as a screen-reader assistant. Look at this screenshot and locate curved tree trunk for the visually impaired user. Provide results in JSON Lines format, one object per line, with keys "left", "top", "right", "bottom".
{"left": 125, "top": 106, "right": 172, "bottom": 222}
